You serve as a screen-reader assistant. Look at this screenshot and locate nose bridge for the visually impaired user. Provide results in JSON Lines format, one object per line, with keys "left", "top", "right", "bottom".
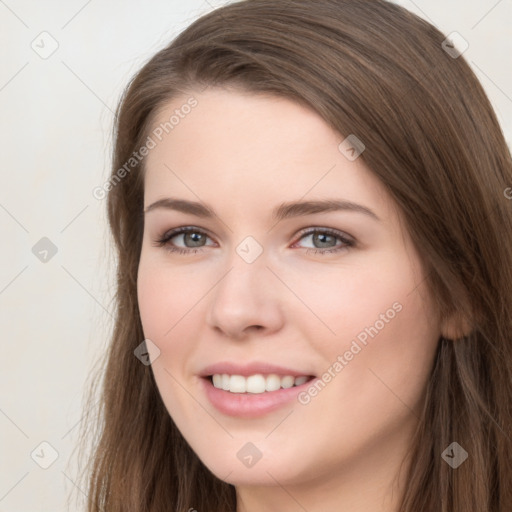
{"left": 220, "top": 232, "right": 270, "bottom": 289}
{"left": 214, "top": 237, "right": 269, "bottom": 310}
{"left": 206, "top": 237, "right": 284, "bottom": 337}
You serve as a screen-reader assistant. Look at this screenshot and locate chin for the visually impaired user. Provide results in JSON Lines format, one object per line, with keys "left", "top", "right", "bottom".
{"left": 189, "top": 436, "right": 311, "bottom": 487}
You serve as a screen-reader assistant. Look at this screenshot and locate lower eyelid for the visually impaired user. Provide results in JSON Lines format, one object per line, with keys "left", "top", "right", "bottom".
{"left": 156, "top": 228, "right": 353, "bottom": 252}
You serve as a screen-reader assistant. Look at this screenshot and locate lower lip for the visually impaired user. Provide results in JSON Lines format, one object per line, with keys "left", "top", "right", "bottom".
{"left": 201, "top": 376, "right": 316, "bottom": 418}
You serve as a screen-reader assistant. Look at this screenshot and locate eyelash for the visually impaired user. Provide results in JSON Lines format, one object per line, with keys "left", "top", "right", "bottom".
{"left": 152, "top": 226, "right": 355, "bottom": 256}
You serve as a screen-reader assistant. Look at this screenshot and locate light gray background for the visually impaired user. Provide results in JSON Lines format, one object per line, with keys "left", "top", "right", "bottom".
{"left": 1, "top": 1, "right": 511, "bottom": 510}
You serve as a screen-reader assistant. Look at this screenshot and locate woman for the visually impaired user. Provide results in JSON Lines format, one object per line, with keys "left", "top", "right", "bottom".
{"left": 77, "top": 1, "right": 512, "bottom": 510}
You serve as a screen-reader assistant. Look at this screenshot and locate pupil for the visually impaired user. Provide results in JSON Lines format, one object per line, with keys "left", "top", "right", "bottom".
{"left": 315, "top": 233, "right": 334, "bottom": 248}
{"left": 186, "top": 232, "right": 203, "bottom": 247}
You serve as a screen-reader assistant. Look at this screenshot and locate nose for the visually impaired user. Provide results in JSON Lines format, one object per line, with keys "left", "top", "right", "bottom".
{"left": 205, "top": 252, "right": 285, "bottom": 339}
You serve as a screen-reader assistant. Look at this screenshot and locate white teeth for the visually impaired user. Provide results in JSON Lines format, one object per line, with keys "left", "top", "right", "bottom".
{"left": 211, "top": 373, "right": 311, "bottom": 393}
{"left": 281, "top": 376, "right": 295, "bottom": 389}
{"left": 265, "top": 374, "right": 281, "bottom": 392}
{"left": 246, "top": 374, "right": 266, "bottom": 393}
{"left": 294, "top": 376, "right": 308, "bottom": 386}
{"left": 229, "top": 375, "right": 246, "bottom": 393}
{"left": 212, "top": 374, "right": 222, "bottom": 388}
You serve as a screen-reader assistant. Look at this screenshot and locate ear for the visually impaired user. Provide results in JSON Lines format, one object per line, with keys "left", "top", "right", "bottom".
{"left": 440, "top": 309, "right": 473, "bottom": 340}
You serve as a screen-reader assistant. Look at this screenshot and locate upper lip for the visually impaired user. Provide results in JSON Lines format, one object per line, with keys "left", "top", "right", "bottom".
{"left": 199, "top": 361, "right": 315, "bottom": 378}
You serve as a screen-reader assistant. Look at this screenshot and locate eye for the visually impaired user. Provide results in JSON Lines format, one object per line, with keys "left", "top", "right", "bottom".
{"left": 152, "top": 226, "right": 214, "bottom": 255}
{"left": 292, "top": 227, "right": 355, "bottom": 255}
{"left": 152, "top": 226, "right": 355, "bottom": 255}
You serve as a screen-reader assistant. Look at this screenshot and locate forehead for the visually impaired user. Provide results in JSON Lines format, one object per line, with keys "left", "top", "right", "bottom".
{"left": 143, "top": 88, "right": 395, "bottom": 223}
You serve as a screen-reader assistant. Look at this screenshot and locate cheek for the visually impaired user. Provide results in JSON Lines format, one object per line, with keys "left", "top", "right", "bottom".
{"left": 292, "top": 247, "right": 439, "bottom": 394}
{"left": 275, "top": 251, "right": 417, "bottom": 350}
{"left": 314, "top": 258, "right": 439, "bottom": 422}
{"left": 137, "top": 266, "right": 169, "bottom": 340}
{"left": 137, "top": 260, "right": 200, "bottom": 414}
{"left": 137, "top": 256, "right": 212, "bottom": 387}
{"left": 137, "top": 255, "right": 204, "bottom": 339}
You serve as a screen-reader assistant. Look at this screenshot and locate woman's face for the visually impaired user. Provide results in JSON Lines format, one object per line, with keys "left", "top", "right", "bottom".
{"left": 137, "top": 87, "right": 447, "bottom": 492}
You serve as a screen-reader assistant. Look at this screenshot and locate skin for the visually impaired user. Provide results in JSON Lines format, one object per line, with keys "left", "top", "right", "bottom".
{"left": 137, "top": 87, "right": 460, "bottom": 512}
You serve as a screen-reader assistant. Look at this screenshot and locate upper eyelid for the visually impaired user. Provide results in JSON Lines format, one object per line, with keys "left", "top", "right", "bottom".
{"left": 163, "top": 226, "right": 216, "bottom": 242}
{"left": 159, "top": 225, "right": 353, "bottom": 245}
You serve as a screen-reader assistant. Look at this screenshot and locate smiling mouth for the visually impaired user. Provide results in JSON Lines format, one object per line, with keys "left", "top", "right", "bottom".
{"left": 207, "top": 373, "right": 315, "bottom": 394}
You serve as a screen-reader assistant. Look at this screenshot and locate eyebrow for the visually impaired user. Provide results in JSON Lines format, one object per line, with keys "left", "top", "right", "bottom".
{"left": 144, "top": 197, "right": 381, "bottom": 222}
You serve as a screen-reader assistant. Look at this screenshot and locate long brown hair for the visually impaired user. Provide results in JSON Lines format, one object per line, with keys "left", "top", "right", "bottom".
{"left": 75, "top": 1, "right": 512, "bottom": 510}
